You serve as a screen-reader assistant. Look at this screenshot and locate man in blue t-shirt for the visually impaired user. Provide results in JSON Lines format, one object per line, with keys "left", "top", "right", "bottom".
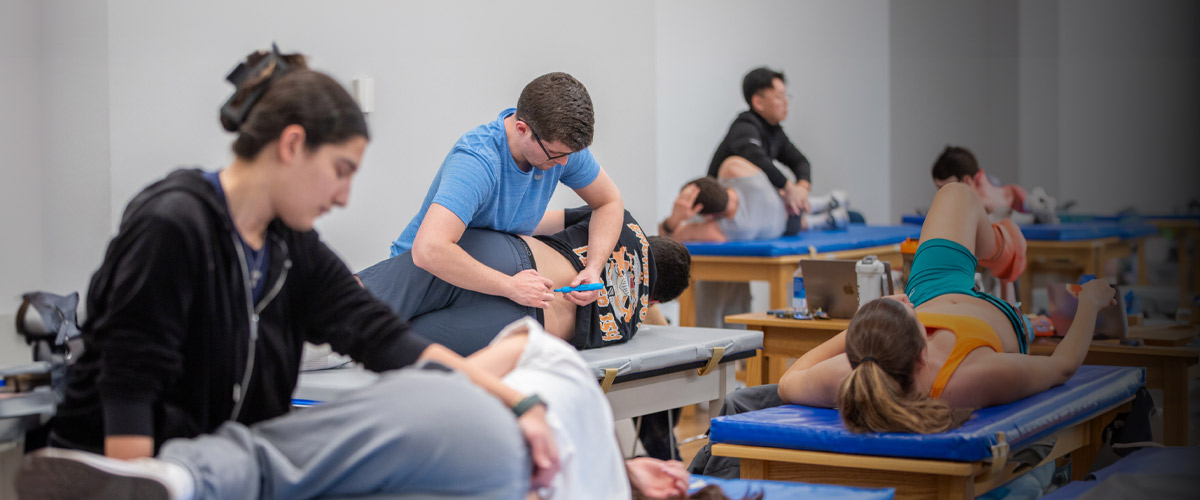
{"left": 391, "top": 72, "right": 623, "bottom": 310}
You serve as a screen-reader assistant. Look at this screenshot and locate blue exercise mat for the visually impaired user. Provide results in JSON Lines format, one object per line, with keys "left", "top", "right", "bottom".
{"left": 683, "top": 224, "right": 919, "bottom": 257}
{"left": 691, "top": 474, "right": 895, "bottom": 499}
{"left": 901, "top": 215, "right": 1156, "bottom": 241}
{"left": 710, "top": 365, "right": 1144, "bottom": 462}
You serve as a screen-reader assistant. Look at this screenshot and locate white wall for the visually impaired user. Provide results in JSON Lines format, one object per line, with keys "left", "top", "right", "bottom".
{"left": 105, "top": 0, "right": 657, "bottom": 273}
{"left": 1056, "top": 0, "right": 1200, "bottom": 214}
{"left": 889, "top": 0, "right": 1021, "bottom": 219}
{"left": 655, "top": 0, "right": 892, "bottom": 225}
{"left": 0, "top": 0, "right": 43, "bottom": 363}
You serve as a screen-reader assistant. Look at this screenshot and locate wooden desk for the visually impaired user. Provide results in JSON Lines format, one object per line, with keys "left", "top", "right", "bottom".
{"left": 725, "top": 312, "right": 849, "bottom": 386}
{"left": 1030, "top": 338, "right": 1199, "bottom": 446}
{"left": 678, "top": 245, "right": 902, "bottom": 327}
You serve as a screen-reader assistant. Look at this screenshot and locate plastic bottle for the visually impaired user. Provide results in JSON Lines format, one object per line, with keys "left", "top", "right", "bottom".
{"left": 856, "top": 256, "right": 887, "bottom": 308}
{"left": 793, "top": 263, "right": 807, "bottom": 312}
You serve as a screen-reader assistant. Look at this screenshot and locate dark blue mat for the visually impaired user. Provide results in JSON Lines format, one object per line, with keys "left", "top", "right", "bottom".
{"left": 683, "top": 224, "right": 919, "bottom": 257}
{"left": 710, "top": 365, "right": 1144, "bottom": 462}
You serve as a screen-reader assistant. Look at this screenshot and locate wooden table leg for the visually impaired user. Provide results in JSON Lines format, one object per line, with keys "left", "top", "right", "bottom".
{"left": 770, "top": 265, "right": 794, "bottom": 311}
{"left": 679, "top": 279, "right": 696, "bottom": 327}
{"left": 1137, "top": 239, "right": 1148, "bottom": 286}
{"left": 747, "top": 349, "right": 767, "bottom": 387}
{"left": 1161, "top": 359, "right": 1191, "bottom": 446}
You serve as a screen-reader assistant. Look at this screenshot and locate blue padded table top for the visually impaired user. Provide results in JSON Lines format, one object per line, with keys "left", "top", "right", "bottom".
{"left": 901, "top": 215, "right": 1156, "bottom": 241}
{"left": 690, "top": 475, "right": 894, "bottom": 499}
{"left": 710, "top": 365, "right": 1144, "bottom": 462}
{"left": 683, "top": 224, "right": 919, "bottom": 257}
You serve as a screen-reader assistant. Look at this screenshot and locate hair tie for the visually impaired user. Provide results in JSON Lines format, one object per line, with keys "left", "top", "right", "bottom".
{"left": 220, "top": 43, "right": 293, "bottom": 132}
{"left": 859, "top": 356, "right": 878, "bottom": 365}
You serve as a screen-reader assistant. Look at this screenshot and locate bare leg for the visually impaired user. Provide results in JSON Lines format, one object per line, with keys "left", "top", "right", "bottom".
{"left": 919, "top": 183, "right": 999, "bottom": 259}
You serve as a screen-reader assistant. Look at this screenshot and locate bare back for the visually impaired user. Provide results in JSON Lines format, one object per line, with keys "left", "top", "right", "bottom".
{"left": 518, "top": 235, "right": 578, "bottom": 339}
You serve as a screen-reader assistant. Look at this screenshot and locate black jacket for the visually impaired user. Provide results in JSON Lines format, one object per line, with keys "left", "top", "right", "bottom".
{"left": 706, "top": 110, "right": 811, "bottom": 188}
{"left": 52, "top": 169, "right": 430, "bottom": 453}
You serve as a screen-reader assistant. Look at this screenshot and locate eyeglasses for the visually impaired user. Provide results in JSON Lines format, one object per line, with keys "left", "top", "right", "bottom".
{"left": 522, "top": 119, "right": 572, "bottom": 161}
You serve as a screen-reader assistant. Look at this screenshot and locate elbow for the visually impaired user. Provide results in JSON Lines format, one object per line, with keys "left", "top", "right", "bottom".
{"left": 411, "top": 243, "right": 437, "bottom": 271}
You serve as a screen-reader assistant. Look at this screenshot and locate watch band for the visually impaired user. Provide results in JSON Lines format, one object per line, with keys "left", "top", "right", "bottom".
{"left": 512, "top": 394, "right": 546, "bottom": 417}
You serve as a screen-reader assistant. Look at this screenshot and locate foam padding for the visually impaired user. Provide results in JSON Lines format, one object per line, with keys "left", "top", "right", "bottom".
{"left": 683, "top": 224, "right": 919, "bottom": 257}
{"left": 901, "top": 215, "right": 1156, "bottom": 241}
{"left": 690, "top": 475, "right": 895, "bottom": 499}
{"left": 710, "top": 365, "right": 1143, "bottom": 462}
{"left": 578, "top": 325, "right": 761, "bottom": 383}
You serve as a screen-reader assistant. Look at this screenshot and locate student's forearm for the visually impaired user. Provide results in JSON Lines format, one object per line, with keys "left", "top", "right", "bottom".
{"left": 1052, "top": 303, "right": 1101, "bottom": 376}
{"left": 419, "top": 344, "right": 524, "bottom": 408}
{"left": 584, "top": 200, "right": 624, "bottom": 274}
{"left": 412, "top": 239, "right": 513, "bottom": 298}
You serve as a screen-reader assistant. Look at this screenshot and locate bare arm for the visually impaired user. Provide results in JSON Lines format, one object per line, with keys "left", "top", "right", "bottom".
{"left": 567, "top": 168, "right": 624, "bottom": 305}
{"left": 411, "top": 203, "right": 554, "bottom": 308}
{"left": 665, "top": 219, "right": 726, "bottom": 242}
{"left": 777, "top": 353, "right": 852, "bottom": 407}
{"left": 947, "top": 280, "right": 1116, "bottom": 407}
{"left": 777, "top": 330, "right": 849, "bottom": 406}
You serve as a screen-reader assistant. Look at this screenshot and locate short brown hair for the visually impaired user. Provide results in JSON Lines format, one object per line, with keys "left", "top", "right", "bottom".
{"left": 931, "top": 146, "right": 979, "bottom": 182}
{"left": 686, "top": 177, "right": 728, "bottom": 215}
{"left": 515, "top": 72, "right": 594, "bottom": 151}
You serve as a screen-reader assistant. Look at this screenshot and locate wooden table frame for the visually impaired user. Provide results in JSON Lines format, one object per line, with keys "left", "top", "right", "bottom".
{"left": 1017, "top": 237, "right": 1144, "bottom": 313}
{"left": 1148, "top": 218, "right": 1200, "bottom": 306}
{"left": 678, "top": 245, "right": 904, "bottom": 327}
{"left": 726, "top": 312, "right": 1199, "bottom": 447}
{"left": 712, "top": 401, "right": 1130, "bottom": 500}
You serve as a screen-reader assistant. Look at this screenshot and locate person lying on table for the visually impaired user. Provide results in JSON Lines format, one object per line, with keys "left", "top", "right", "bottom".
{"left": 359, "top": 207, "right": 691, "bottom": 355}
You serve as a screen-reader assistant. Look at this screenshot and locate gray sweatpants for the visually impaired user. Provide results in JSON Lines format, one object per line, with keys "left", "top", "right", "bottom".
{"left": 358, "top": 230, "right": 539, "bottom": 356}
{"left": 158, "top": 364, "right": 530, "bottom": 500}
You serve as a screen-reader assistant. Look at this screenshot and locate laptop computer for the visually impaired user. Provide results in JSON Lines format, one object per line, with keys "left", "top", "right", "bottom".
{"left": 801, "top": 259, "right": 894, "bottom": 319}
{"left": 1046, "top": 282, "right": 1127, "bottom": 340}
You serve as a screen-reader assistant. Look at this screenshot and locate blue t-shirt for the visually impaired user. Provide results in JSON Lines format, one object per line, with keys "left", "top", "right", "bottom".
{"left": 390, "top": 108, "right": 601, "bottom": 257}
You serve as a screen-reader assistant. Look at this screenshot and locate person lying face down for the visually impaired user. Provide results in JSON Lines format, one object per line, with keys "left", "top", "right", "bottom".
{"left": 358, "top": 207, "right": 692, "bottom": 355}
{"left": 660, "top": 157, "right": 850, "bottom": 243}
{"left": 777, "top": 183, "right": 1116, "bottom": 433}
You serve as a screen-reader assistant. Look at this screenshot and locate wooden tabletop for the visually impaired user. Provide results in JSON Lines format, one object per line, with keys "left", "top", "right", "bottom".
{"left": 1127, "top": 324, "right": 1199, "bottom": 347}
{"left": 725, "top": 312, "right": 851, "bottom": 331}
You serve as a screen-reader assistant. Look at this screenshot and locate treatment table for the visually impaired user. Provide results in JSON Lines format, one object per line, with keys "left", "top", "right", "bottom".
{"left": 709, "top": 365, "right": 1145, "bottom": 500}
{"left": 678, "top": 224, "right": 920, "bottom": 327}
{"left": 295, "top": 325, "right": 762, "bottom": 422}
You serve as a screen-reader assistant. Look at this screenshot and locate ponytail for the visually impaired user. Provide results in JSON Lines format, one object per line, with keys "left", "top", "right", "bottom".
{"left": 837, "top": 360, "right": 962, "bottom": 434}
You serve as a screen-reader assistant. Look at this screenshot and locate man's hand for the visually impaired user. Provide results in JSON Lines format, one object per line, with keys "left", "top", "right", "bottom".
{"left": 564, "top": 267, "right": 603, "bottom": 306}
{"left": 507, "top": 269, "right": 555, "bottom": 308}
{"left": 626, "top": 457, "right": 690, "bottom": 499}
{"left": 517, "top": 405, "right": 560, "bottom": 489}
{"left": 671, "top": 184, "right": 704, "bottom": 220}
{"left": 781, "top": 181, "right": 810, "bottom": 215}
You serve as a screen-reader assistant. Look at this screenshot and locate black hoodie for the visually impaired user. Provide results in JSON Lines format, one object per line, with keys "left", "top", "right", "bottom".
{"left": 706, "top": 110, "right": 811, "bottom": 189}
{"left": 52, "top": 169, "right": 431, "bottom": 453}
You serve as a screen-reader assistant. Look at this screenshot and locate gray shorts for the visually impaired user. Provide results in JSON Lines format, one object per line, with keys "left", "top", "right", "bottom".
{"left": 357, "top": 229, "right": 543, "bottom": 356}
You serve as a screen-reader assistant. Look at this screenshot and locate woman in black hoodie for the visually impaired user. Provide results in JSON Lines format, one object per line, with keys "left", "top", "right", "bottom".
{"left": 22, "top": 47, "right": 558, "bottom": 499}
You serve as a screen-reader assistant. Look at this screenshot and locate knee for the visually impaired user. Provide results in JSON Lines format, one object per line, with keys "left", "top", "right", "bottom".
{"left": 717, "top": 156, "right": 758, "bottom": 178}
{"left": 934, "top": 182, "right": 975, "bottom": 203}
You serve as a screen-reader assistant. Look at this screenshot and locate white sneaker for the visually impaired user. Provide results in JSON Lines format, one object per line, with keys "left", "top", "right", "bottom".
{"left": 17, "top": 447, "right": 195, "bottom": 500}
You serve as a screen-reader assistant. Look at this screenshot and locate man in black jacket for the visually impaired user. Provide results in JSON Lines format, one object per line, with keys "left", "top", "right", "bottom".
{"left": 707, "top": 66, "right": 813, "bottom": 217}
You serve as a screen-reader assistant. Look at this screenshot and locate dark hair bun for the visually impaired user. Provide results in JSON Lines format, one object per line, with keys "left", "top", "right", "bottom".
{"left": 219, "top": 44, "right": 307, "bottom": 132}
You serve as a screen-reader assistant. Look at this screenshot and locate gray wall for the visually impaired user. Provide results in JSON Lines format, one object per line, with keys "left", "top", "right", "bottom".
{"left": 1, "top": 1, "right": 1198, "bottom": 346}
{"left": 656, "top": 0, "right": 892, "bottom": 224}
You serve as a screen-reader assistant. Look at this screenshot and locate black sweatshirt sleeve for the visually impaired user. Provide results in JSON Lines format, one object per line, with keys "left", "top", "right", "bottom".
{"left": 726, "top": 121, "right": 790, "bottom": 189}
{"left": 93, "top": 214, "right": 196, "bottom": 438}
{"left": 778, "top": 137, "right": 812, "bottom": 185}
{"left": 302, "top": 237, "right": 432, "bottom": 371}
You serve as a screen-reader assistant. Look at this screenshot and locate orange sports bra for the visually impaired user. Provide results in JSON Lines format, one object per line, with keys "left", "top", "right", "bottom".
{"left": 916, "top": 312, "right": 1004, "bottom": 399}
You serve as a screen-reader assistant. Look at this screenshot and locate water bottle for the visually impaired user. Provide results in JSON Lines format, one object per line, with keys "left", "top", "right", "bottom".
{"left": 792, "top": 263, "right": 807, "bottom": 312}
{"left": 856, "top": 256, "right": 887, "bottom": 308}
